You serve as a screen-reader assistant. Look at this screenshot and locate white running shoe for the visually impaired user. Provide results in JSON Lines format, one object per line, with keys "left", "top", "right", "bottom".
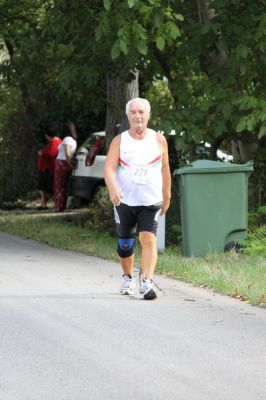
{"left": 120, "top": 275, "right": 136, "bottom": 295}
{"left": 140, "top": 279, "right": 157, "bottom": 300}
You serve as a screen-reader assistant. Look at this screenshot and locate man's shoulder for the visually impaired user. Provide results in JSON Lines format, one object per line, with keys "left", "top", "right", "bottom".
{"left": 155, "top": 131, "right": 166, "bottom": 144}
{"left": 120, "top": 130, "right": 128, "bottom": 137}
{"left": 111, "top": 133, "right": 122, "bottom": 145}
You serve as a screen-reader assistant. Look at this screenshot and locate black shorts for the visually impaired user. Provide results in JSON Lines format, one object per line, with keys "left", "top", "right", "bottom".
{"left": 37, "top": 170, "right": 54, "bottom": 194}
{"left": 114, "top": 202, "right": 162, "bottom": 238}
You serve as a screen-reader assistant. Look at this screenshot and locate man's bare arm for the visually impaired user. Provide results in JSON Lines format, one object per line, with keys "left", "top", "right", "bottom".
{"left": 157, "top": 133, "right": 171, "bottom": 215}
{"left": 104, "top": 135, "right": 123, "bottom": 206}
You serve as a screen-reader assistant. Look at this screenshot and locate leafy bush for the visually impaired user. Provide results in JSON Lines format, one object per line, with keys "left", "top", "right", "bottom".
{"left": 88, "top": 186, "right": 115, "bottom": 235}
{"left": 244, "top": 206, "right": 266, "bottom": 255}
{"left": 244, "top": 225, "right": 266, "bottom": 256}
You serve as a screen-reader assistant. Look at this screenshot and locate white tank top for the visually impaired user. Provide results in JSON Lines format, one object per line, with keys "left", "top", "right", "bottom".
{"left": 116, "top": 129, "right": 163, "bottom": 206}
{"left": 57, "top": 136, "right": 77, "bottom": 160}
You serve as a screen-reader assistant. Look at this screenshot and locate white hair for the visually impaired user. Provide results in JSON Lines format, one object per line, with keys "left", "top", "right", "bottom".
{"left": 125, "top": 98, "right": 151, "bottom": 116}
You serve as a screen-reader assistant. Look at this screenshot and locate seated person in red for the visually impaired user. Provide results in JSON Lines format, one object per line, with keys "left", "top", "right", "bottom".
{"left": 37, "top": 129, "right": 62, "bottom": 210}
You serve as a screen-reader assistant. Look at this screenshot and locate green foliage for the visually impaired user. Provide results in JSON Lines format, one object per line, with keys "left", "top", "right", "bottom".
{"left": 96, "top": 0, "right": 184, "bottom": 67}
{"left": 0, "top": 86, "right": 38, "bottom": 202}
{"left": 248, "top": 205, "right": 266, "bottom": 227}
{"left": 244, "top": 206, "right": 266, "bottom": 256}
{"left": 95, "top": 0, "right": 266, "bottom": 168}
{"left": 244, "top": 225, "right": 266, "bottom": 257}
{"left": 88, "top": 186, "right": 115, "bottom": 235}
{"left": 0, "top": 1, "right": 106, "bottom": 136}
{"left": 0, "top": 0, "right": 107, "bottom": 199}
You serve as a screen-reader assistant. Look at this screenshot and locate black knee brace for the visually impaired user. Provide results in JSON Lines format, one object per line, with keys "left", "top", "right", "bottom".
{"left": 117, "top": 238, "right": 135, "bottom": 258}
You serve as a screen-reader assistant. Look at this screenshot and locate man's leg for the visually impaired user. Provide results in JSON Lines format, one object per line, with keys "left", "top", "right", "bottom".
{"left": 114, "top": 204, "right": 137, "bottom": 295}
{"left": 118, "top": 253, "right": 136, "bottom": 295}
{"left": 117, "top": 237, "right": 136, "bottom": 295}
{"left": 138, "top": 231, "right": 157, "bottom": 279}
{"left": 119, "top": 254, "right": 134, "bottom": 276}
{"left": 138, "top": 231, "right": 158, "bottom": 299}
{"left": 137, "top": 204, "right": 161, "bottom": 300}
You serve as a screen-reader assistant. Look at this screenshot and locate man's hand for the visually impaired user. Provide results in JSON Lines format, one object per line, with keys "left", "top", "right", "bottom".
{"left": 160, "top": 198, "right": 170, "bottom": 215}
{"left": 109, "top": 189, "right": 123, "bottom": 206}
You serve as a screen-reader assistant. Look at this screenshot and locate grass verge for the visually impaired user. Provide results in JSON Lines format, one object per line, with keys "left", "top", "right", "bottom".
{"left": 0, "top": 211, "right": 265, "bottom": 307}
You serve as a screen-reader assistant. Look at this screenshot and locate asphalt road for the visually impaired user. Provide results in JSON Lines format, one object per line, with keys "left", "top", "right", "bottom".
{"left": 0, "top": 231, "right": 265, "bottom": 400}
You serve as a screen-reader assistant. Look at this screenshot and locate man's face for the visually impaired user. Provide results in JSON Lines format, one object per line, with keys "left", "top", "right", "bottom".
{"left": 127, "top": 101, "right": 150, "bottom": 132}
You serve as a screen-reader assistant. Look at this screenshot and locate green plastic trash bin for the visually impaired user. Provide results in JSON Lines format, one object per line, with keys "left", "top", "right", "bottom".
{"left": 175, "top": 160, "right": 253, "bottom": 257}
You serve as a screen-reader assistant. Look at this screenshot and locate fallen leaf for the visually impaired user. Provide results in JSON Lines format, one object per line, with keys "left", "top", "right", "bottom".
{"left": 258, "top": 293, "right": 266, "bottom": 304}
{"left": 231, "top": 289, "right": 240, "bottom": 298}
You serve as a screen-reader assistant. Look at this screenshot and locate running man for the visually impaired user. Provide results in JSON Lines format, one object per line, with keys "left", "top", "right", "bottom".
{"left": 104, "top": 98, "right": 171, "bottom": 300}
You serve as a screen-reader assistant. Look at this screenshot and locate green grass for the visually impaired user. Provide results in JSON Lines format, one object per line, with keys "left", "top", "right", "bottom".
{"left": 0, "top": 211, "right": 265, "bottom": 307}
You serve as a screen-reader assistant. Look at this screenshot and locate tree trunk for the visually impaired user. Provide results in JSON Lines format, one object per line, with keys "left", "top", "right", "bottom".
{"left": 231, "top": 140, "right": 258, "bottom": 163}
{"left": 105, "top": 70, "right": 139, "bottom": 149}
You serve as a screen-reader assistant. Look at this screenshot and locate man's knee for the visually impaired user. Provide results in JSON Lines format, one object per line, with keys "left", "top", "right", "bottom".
{"left": 139, "top": 231, "right": 156, "bottom": 247}
{"left": 117, "top": 238, "right": 135, "bottom": 258}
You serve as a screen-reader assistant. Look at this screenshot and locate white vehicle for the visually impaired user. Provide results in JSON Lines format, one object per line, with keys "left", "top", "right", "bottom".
{"left": 68, "top": 131, "right": 106, "bottom": 201}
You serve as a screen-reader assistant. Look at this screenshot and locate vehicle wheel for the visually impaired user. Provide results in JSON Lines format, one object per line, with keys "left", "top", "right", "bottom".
{"left": 66, "top": 195, "right": 82, "bottom": 209}
{"left": 224, "top": 241, "right": 244, "bottom": 253}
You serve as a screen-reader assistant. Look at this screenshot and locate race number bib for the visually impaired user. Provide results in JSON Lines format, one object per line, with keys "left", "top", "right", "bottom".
{"left": 132, "top": 165, "right": 149, "bottom": 184}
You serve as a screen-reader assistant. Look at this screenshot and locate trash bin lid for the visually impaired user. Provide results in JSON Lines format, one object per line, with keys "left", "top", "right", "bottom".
{"left": 174, "top": 160, "right": 253, "bottom": 175}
